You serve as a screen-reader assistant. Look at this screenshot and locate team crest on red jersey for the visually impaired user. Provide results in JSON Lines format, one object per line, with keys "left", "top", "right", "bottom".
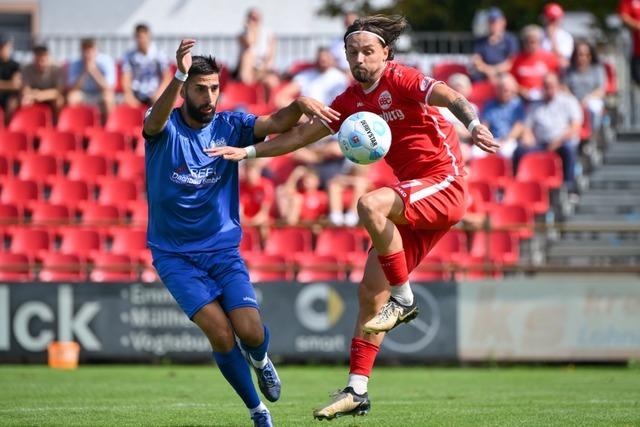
{"left": 378, "top": 90, "right": 392, "bottom": 110}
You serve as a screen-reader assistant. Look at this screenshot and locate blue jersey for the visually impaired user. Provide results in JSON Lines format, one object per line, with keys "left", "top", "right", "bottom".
{"left": 144, "top": 109, "right": 258, "bottom": 252}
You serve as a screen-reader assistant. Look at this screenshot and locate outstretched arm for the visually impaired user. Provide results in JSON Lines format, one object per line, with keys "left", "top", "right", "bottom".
{"left": 429, "top": 83, "right": 499, "bottom": 154}
{"left": 143, "top": 39, "right": 195, "bottom": 137}
{"left": 205, "top": 119, "right": 331, "bottom": 161}
{"left": 253, "top": 96, "right": 340, "bottom": 138}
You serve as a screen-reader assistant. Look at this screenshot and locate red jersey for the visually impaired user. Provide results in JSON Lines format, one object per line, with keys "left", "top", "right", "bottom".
{"left": 239, "top": 177, "right": 274, "bottom": 218}
{"left": 510, "top": 50, "right": 560, "bottom": 90}
{"left": 325, "top": 62, "right": 464, "bottom": 181}
{"left": 619, "top": 0, "right": 640, "bottom": 56}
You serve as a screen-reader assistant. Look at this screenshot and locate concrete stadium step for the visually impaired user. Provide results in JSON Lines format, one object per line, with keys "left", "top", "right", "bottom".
{"left": 546, "top": 240, "right": 640, "bottom": 265}
{"left": 603, "top": 151, "right": 640, "bottom": 165}
{"left": 564, "top": 213, "right": 640, "bottom": 225}
{"left": 615, "top": 132, "right": 640, "bottom": 143}
{"left": 575, "top": 192, "right": 640, "bottom": 215}
{"left": 589, "top": 166, "right": 640, "bottom": 189}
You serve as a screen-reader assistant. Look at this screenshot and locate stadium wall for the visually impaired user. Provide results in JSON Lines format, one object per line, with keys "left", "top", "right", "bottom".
{"left": 1, "top": 277, "right": 639, "bottom": 363}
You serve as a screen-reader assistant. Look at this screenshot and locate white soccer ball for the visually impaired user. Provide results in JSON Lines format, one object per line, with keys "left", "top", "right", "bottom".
{"left": 337, "top": 111, "right": 391, "bottom": 165}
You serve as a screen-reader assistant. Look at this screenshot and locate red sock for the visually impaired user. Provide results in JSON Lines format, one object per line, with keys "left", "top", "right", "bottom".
{"left": 377, "top": 250, "right": 409, "bottom": 286}
{"left": 349, "top": 337, "right": 380, "bottom": 377}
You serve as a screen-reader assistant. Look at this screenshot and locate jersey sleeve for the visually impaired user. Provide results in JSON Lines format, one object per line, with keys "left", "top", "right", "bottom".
{"left": 142, "top": 108, "right": 177, "bottom": 142}
{"left": 323, "top": 91, "right": 351, "bottom": 134}
{"left": 392, "top": 65, "right": 443, "bottom": 105}
{"left": 231, "top": 112, "right": 260, "bottom": 148}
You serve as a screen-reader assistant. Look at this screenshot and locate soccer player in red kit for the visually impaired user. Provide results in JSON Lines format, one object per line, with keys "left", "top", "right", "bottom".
{"left": 207, "top": 15, "right": 498, "bottom": 420}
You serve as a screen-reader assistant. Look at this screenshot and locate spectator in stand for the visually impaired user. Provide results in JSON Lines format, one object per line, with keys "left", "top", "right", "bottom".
{"left": 438, "top": 73, "right": 477, "bottom": 153}
{"left": 476, "top": 72, "right": 525, "bottom": 159}
{"left": 0, "top": 34, "right": 21, "bottom": 124}
{"left": 618, "top": 0, "right": 640, "bottom": 85}
{"left": 511, "top": 25, "right": 560, "bottom": 102}
{"left": 21, "top": 44, "right": 64, "bottom": 118}
{"left": 234, "top": 8, "right": 277, "bottom": 85}
{"left": 239, "top": 158, "right": 274, "bottom": 228}
{"left": 541, "top": 2, "right": 574, "bottom": 69}
{"left": 274, "top": 46, "right": 348, "bottom": 108}
{"left": 66, "top": 37, "right": 116, "bottom": 116}
{"left": 515, "top": 73, "right": 582, "bottom": 193}
{"left": 327, "top": 163, "right": 369, "bottom": 227}
{"left": 330, "top": 11, "right": 359, "bottom": 72}
{"left": 121, "top": 23, "right": 172, "bottom": 107}
{"left": 564, "top": 40, "right": 606, "bottom": 130}
{"left": 276, "top": 166, "right": 326, "bottom": 225}
{"left": 470, "top": 7, "right": 519, "bottom": 82}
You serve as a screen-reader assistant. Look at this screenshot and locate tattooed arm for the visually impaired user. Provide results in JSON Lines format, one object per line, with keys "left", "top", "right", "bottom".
{"left": 428, "top": 83, "right": 499, "bottom": 154}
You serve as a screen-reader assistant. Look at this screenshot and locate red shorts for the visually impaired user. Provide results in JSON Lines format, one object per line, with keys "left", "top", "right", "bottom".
{"left": 390, "top": 174, "right": 467, "bottom": 272}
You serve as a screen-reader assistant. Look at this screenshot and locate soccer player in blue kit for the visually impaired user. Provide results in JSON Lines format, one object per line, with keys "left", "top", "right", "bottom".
{"left": 143, "top": 39, "right": 340, "bottom": 427}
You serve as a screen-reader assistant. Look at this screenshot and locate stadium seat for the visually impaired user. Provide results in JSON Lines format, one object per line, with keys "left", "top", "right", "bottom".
{"left": 220, "top": 82, "right": 264, "bottom": 110}
{"left": 86, "top": 130, "right": 131, "bottom": 160}
{"left": 265, "top": 154, "right": 298, "bottom": 186}
{"left": 427, "top": 229, "right": 468, "bottom": 262}
{"left": 108, "top": 228, "right": 147, "bottom": 260}
{"left": 89, "top": 253, "right": 137, "bottom": 282}
{"left": 58, "top": 228, "right": 102, "bottom": 259}
{"left": 468, "top": 80, "right": 496, "bottom": 111}
{"left": 468, "top": 155, "right": 512, "bottom": 188}
{"left": 468, "top": 231, "right": 519, "bottom": 265}
{"left": 246, "top": 253, "right": 291, "bottom": 282}
{"left": 263, "top": 227, "right": 313, "bottom": 261}
{"left": 347, "top": 252, "right": 369, "bottom": 283}
{"left": 57, "top": 104, "right": 100, "bottom": 136}
{"left": 78, "top": 202, "right": 122, "bottom": 226}
{"left": 0, "top": 130, "right": 30, "bottom": 160}
{"left": 8, "top": 227, "right": 51, "bottom": 260}
{"left": 105, "top": 102, "right": 144, "bottom": 137}
{"left": 580, "top": 105, "right": 592, "bottom": 141}
{"left": 115, "top": 153, "right": 145, "bottom": 182}
{"left": 467, "top": 180, "right": 496, "bottom": 213}
{"left": 240, "top": 226, "right": 261, "bottom": 254}
{"left": 315, "top": 227, "right": 365, "bottom": 258}
{"left": 8, "top": 105, "right": 52, "bottom": 139}
{"left": 17, "top": 153, "right": 59, "bottom": 182}
{"left": 1, "top": 179, "right": 40, "bottom": 208}
{"left": 516, "top": 152, "right": 563, "bottom": 190}
{"left": 299, "top": 190, "right": 329, "bottom": 222}
{"left": 0, "top": 253, "right": 34, "bottom": 281}
{"left": 0, "top": 156, "right": 8, "bottom": 177}
{"left": 48, "top": 178, "right": 90, "bottom": 208}
{"left": 36, "top": 129, "right": 80, "bottom": 157}
{"left": 432, "top": 62, "right": 469, "bottom": 82}
{"left": 603, "top": 61, "right": 617, "bottom": 96}
{"left": 39, "top": 252, "right": 85, "bottom": 282}
{"left": 490, "top": 204, "right": 535, "bottom": 239}
{"left": 410, "top": 255, "right": 450, "bottom": 282}
{"left": 502, "top": 181, "right": 549, "bottom": 215}
{"left": 97, "top": 178, "right": 139, "bottom": 205}
{"left": 125, "top": 200, "right": 148, "bottom": 226}
{"left": 66, "top": 154, "right": 110, "bottom": 184}
{"left": 296, "top": 255, "right": 345, "bottom": 283}
{"left": 29, "top": 202, "right": 72, "bottom": 225}
{"left": 0, "top": 203, "right": 20, "bottom": 225}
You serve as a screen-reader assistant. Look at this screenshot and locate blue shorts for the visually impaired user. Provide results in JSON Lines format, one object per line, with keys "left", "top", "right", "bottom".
{"left": 151, "top": 247, "right": 259, "bottom": 319}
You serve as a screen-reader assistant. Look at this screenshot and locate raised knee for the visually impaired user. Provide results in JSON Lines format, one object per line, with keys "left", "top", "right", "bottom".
{"left": 237, "top": 327, "right": 264, "bottom": 348}
{"left": 357, "top": 192, "right": 381, "bottom": 220}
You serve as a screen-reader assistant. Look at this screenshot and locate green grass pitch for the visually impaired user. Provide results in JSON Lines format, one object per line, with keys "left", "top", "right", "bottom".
{"left": 1, "top": 365, "right": 639, "bottom": 426}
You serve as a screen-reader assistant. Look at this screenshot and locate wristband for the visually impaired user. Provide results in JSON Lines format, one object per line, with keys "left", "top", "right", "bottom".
{"left": 244, "top": 145, "right": 256, "bottom": 159}
{"left": 467, "top": 119, "right": 480, "bottom": 133}
{"left": 174, "top": 69, "right": 188, "bottom": 82}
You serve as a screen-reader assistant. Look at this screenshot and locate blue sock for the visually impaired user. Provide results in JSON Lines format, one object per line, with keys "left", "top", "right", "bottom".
{"left": 240, "top": 325, "right": 270, "bottom": 363}
{"left": 213, "top": 346, "right": 261, "bottom": 409}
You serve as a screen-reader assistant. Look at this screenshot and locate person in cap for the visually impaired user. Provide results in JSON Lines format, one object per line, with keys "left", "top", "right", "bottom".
{"left": 471, "top": 7, "right": 519, "bottom": 82}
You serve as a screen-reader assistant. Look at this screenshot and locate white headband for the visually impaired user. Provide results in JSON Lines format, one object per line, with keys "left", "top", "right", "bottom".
{"left": 345, "top": 30, "right": 386, "bottom": 45}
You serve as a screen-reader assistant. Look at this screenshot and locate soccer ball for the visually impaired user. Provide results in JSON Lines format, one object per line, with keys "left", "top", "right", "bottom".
{"left": 338, "top": 111, "right": 391, "bottom": 165}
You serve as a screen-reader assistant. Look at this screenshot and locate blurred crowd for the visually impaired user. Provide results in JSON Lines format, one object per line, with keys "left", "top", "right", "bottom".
{"left": 0, "top": 3, "right": 632, "bottom": 232}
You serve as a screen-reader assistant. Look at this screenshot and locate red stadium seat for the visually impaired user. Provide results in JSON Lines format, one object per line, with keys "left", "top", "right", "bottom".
{"left": 580, "top": 105, "right": 592, "bottom": 141}
{"left": 29, "top": 202, "right": 72, "bottom": 225}
{"left": 109, "top": 228, "right": 147, "bottom": 260}
{"left": 1, "top": 179, "right": 40, "bottom": 208}
{"left": 48, "top": 178, "right": 90, "bottom": 208}
{"left": 503, "top": 181, "right": 549, "bottom": 215}
{"left": 89, "top": 253, "right": 137, "bottom": 282}
{"left": 97, "top": 178, "right": 139, "bottom": 205}
{"left": 467, "top": 180, "right": 496, "bottom": 214}
{"left": 126, "top": 200, "right": 148, "bottom": 226}
{"left": 264, "top": 227, "right": 313, "bottom": 261}
{"left": 516, "top": 152, "right": 563, "bottom": 190}
{"left": 297, "top": 255, "right": 345, "bottom": 283}
{"left": 0, "top": 130, "right": 30, "bottom": 159}
{"left": 315, "top": 228, "right": 365, "bottom": 258}
{"left": 265, "top": 154, "right": 298, "bottom": 186}
{"left": 86, "top": 130, "right": 131, "bottom": 160}
{"left": 106, "top": 104, "right": 144, "bottom": 136}
{"left": 78, "top": 202, "right": 122, "bottom": 226}
{"left": 410, "top": 255, "right": 450, "bottom": 282}
{"left": 490, "top": 204, "right": 535, "bottom": 239}
{"left": 246, "top": 254, "right": 291, "bottom": 282}
{"left": 468, "top": 231, "right": 519, "bottom": 265}
{"left": 58, "top": 228, "right": 102, "bottom": 258}
{"left": 468, "top": 80, "right": 496, "bottom": 111}
{"left": 36, "top": 129, "right": 80, "bottom": 157}
{"left": 220, "top": 82, "right": 264, "bottom": 110}
{"left": 17, "top": 153, "right": 59, "bottom": 182}
{"left": 468, "top": 155, "right": 512, "bottom": 188}
{"left": 0, "top": 203, "right": 20, "bottom": 224}
{"left": 57, "top": 104, "right": 100, "bottom": 136}
{"left": 115, "top": 153, "right": 145, "bottom": 182}
{"left": 427, "top": 230, "right": 468, "bottom": 262}
{"left": 240, "top": 226, "right": 261, "bottom": 254}
{"left": 9, "top": 227, "right": 51, "bottom": 260}
{"left": 66, "top": 154, "right": 110, "bottom": 184}
{"left": 603, "top": 62, "right": 617, "bottom": 95}
{"left": 8, "top": 105, "right": 52, "bottom": 139}
{"left": 0, "top": 253, "right": 34, "bottom": 281}
{"left": 432, "top": 62, "right": 469, "bottom": 82}
{"left": 39, "top": 252, "right": 86, "bottom": 282}
{"left": 0, "top": 156, "right": 8, "bottom": 177}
